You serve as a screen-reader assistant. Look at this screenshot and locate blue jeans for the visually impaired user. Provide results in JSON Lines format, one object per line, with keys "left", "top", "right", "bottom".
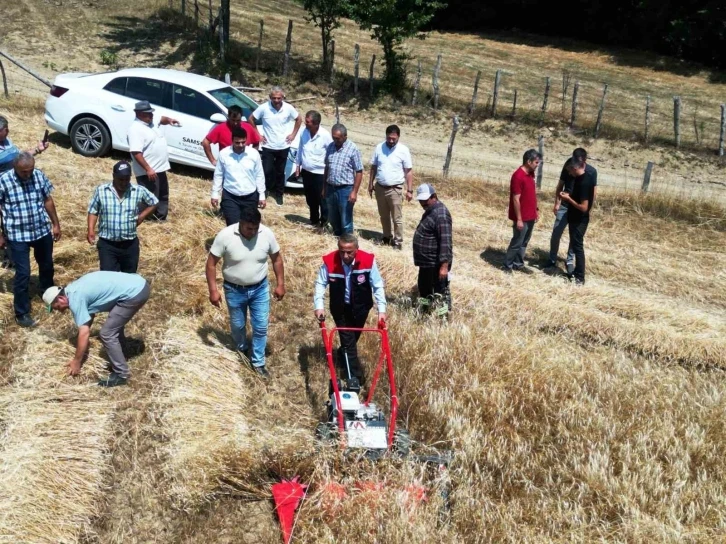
{"left": 8, "top": 233, "right": 54, "bottom": 317}
{"left": 549, "top": 206, "right": 575, "bottom": 265}
{"left": 326, "top": 184, "right": 354, "bottom": 236}
{"left": 223, "top": 279, "right": 269, "bottom": 367}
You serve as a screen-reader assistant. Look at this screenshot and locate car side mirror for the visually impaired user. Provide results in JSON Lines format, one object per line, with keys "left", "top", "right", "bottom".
{"left": 210, "top": 113, "right": 227, "bottom": 123}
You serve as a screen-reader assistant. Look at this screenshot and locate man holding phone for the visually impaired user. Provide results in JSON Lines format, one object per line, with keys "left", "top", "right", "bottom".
{"left": 559, "top": 156, "right": 597, "bottom": 285}
{"left": 127, "top": 101, "right": 180, "bottom": 221}
{"left": 545, "top": 148, "right": 597, "bottom": 272}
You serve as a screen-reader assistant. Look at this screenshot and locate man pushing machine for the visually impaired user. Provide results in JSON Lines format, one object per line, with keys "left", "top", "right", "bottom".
{"left": 313, "top": 234, "right": 387, "bottom": 392}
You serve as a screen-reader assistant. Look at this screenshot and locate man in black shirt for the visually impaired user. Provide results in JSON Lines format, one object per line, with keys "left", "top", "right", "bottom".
{"left": 558, "top": 156, "right": 596, "bottom": 285}
{"left": 546, "top": 148, "right": 597, "bottom": 273}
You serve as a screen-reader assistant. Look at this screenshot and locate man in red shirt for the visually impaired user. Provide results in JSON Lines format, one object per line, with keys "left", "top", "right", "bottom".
{"left": 202, "top": 105, "right": 261, "bottom": 167}
{"left": 503, "top": 149, "right": 541, "bottom": 273}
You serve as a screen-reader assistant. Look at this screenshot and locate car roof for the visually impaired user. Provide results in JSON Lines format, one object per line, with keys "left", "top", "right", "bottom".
{"left": 111, "top": 68, "right": 229, "bottom": 92}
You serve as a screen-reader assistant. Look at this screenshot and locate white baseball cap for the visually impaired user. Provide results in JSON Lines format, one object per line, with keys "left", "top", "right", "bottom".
{"left": 415, "top": 183, "right": 436, "bottom": 201}
{"left": 42, "top": 286, "right": 63, "bottom": 311}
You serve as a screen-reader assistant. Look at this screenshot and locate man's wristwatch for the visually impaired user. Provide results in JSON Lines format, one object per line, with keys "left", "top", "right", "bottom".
{"left": 406, "top": 189, "right": 413, "bottom": 194}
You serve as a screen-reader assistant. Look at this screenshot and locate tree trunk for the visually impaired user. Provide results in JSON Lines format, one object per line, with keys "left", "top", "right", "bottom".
{"left": 321, "top": 25, "right": 329, "bottom": 74}
{"left": 221, "top": 0, "right": 230, "bottom": 47}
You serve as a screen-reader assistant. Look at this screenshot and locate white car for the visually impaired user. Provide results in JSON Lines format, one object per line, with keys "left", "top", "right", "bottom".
{"left": 44, "top": 67, "right": 302, "bottom": 188}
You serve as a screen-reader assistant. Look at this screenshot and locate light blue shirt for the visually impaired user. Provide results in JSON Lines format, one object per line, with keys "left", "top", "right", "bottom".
{"left": 314, "top": 258, "right": 386, "bottom": 313}
{"left": 65, "top": 271, "right": 147, "bottom": 326}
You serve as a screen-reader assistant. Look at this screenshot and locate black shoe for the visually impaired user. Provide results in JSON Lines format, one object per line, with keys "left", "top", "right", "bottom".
{"left": 501, "top": 266, "right": 513, "bottom": 274}
{"left": 543, "top": 260, "right": 557, "bottom": 269}
{"left": 566, "top": 262, "right": 575, "bottom": 276}
{"left": 15, "top": 314, "right": 37, "bottom": 328}
{"left": 98, "top": 373, "right": 128, "bottom": 387}
{"left": 380, "top": 236, "right": 392, "bottom": 246}
{"left": 391, "top": 241, "right": 402, "bottom": 250}
{"left": 253, "top": 365, "right": 271, "bottom": 378}
{"left": 274, "top": 193, "right": 284, "bottom": 206}
{"left": 513, "top": 266, "right": 534, "bottom": 275}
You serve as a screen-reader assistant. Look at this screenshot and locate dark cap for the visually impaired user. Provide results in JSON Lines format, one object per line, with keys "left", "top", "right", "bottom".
{"left": 113, "top": 160, "right": 132, "bottom": 177}
{"left": 134, "top": 100, "right": 155, "bottom": 113}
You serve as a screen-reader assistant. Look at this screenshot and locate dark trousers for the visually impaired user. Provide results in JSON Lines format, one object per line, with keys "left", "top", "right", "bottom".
{"left": 98, "top": 237, "right": 140, "bottom": 273}
{"left": 7, "top": 233, "right": 54, "bottom": 317}
{"left": 504, "top": 220, "right": 535, "bottom": 269}
{"left": 220, "top": 189, "right": 259, "bottom": 226}
{"left": 417, "top": 266, "right": 452, "bottom": 312}
{"left": 261, "top": 148, "right": 289, "bottom": 197}
{"left": 301, "top": 169, "right": 327, "bottom": 224}
{"left": 136, "top": 171, "right": 169, "bottom": 220}
{"left": 332, "top": 305, "right": 369, "bottom": 382}
{"left": 568, "top": 215, "right": 590, "bottom": 283}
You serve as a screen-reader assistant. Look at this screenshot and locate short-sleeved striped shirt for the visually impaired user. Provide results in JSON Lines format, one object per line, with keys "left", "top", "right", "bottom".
{"left": 325, "top": 139, "right": 363, "bottom": 186}
{"left": 0, "top": 168, "right": 53, "bottom": 242}
{"left": 88, "top": 183, "right": 159, "bottom": 241}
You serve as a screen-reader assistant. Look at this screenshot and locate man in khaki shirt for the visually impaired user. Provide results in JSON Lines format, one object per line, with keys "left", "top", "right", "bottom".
{"left": 205, "top": 207, "right": 285, "bottom": 378}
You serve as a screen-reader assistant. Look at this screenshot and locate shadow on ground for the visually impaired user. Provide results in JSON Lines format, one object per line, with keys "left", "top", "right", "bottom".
{"left": 100, "top": 8, "right": 328, "bottom": 87}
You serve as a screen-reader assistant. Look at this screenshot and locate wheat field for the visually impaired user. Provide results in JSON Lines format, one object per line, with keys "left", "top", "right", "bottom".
{"left": 0, "top": 94, "right": 724, "bottom": 542}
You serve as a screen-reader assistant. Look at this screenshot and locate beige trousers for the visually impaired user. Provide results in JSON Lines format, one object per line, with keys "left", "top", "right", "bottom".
{"left": 374, "top": 183, "right": 404, "bottom": 244}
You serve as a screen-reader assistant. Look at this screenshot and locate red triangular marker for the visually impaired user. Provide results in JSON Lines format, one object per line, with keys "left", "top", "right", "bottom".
{"left": 272, "top": 476, "right": 308, "bottom": 544}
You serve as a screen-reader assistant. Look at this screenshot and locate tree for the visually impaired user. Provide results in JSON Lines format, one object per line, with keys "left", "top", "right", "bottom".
{"left": 298, "top": 0, "right": 348, "bottom": 76}
{"left": 347, "top": 0, "right": 447, "bottom": 92}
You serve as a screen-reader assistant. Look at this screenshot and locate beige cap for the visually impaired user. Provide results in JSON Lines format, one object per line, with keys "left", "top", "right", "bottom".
{"left": 42, "top": 286, "right": 63, "bottom": 310}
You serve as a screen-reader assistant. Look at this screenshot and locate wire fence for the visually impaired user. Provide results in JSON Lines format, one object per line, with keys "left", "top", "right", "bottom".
{"left": 0, "top": 60, "right": 51, "bottom": 100}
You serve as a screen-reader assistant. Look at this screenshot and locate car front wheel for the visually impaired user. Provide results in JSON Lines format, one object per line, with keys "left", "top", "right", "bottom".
{"left": 70, "top": 117, "right": 111, "bottom": 157}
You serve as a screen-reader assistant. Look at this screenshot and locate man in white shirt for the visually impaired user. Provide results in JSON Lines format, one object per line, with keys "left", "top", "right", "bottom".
{"left": 211, "top": 126, "right": 266, "bottom": 226}
{"left": 205, "top": 207, "right": 285, "bottom": 379}
{"left": 367, "top": 125, "right": 413, "bottom": 250}
{"left": 127, "top": 101, "right": 179, "bottom": 221}
{"left": 295, "top": 110, "right": 333, "bottom": 228}
{"left": 248, "top": 86, "right": 302, "bottom": 207}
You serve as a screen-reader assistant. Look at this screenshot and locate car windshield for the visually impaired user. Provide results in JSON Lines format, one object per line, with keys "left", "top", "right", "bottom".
{"left": 208, "top": 87, "right": 260, "bottom": 119}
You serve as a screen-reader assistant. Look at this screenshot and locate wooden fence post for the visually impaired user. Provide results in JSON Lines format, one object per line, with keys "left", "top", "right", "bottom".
{"left": 411, "top": 60, "right": 422, "bottom": 106}
{"left": 329, "top": 39, "right": 335, "bottom": 85}
{"left": 218, "top": 6, "right": 225, "bottom": 61}
{"left": 256, "top": 19, "right": 264, "bottom": 71}
{"left": 693, "top": 111, "right": 701, "bottom": 145}
{"left": 335, "top": 103, "right": 340, "bottom": 124}
{"left": 644, "top": 95, "right": 651, "bottom": 144}
{"left": 673, "top": 96, "right": 681, "bottom": 147}
{"left": 443, "top": 115, "right": 461, "bottom": 178}
{"left": 467, "top": 70, "right": 481, "bottom": 116}
{"left": 536, "top": 135, "right": 544, "bottom": 189}
{"left": 282, "top": 19, "right": 293, "bottom": 76}
{"left": 719, "top": 104, "right": 725, "bottom": 157}
{"left": 0, "top": 59, "right": 8, "bottom": 99}
{"left": 208, "top": 0, "right": 213, "bottom": 32}
{"left": 594, "top": 83, "right": 608, "bottom": 138}
{"left": 369, "top": 55, "right": 376, "bottom": 98}
{"left": 512, "top": 89, "right": 518, "bottom": 118}
{"left": 570, "top": 81, "right": 579, "bottom": 129}
{"left": 642, "top": 161, "right": 654, "bottom": 192}
{"left": 194, "top": 0, "right": 199, "bottom": 25}
{"left": 491, "top": 69, "right": 501, "bottom": 118}
{"left": 353, "top": 44, "right": 360, "bottom": 97}
{"left": 181, "top": 0, "right": 186, "bottom": 16}
{"left": 540, "top": 76, "right": 551, "bottom": 125}
{"left": 432, "top": 53, "right": 442, "bottom": 110}
{"left": 561, "top": 70, "right": 571, "bottom": 117}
